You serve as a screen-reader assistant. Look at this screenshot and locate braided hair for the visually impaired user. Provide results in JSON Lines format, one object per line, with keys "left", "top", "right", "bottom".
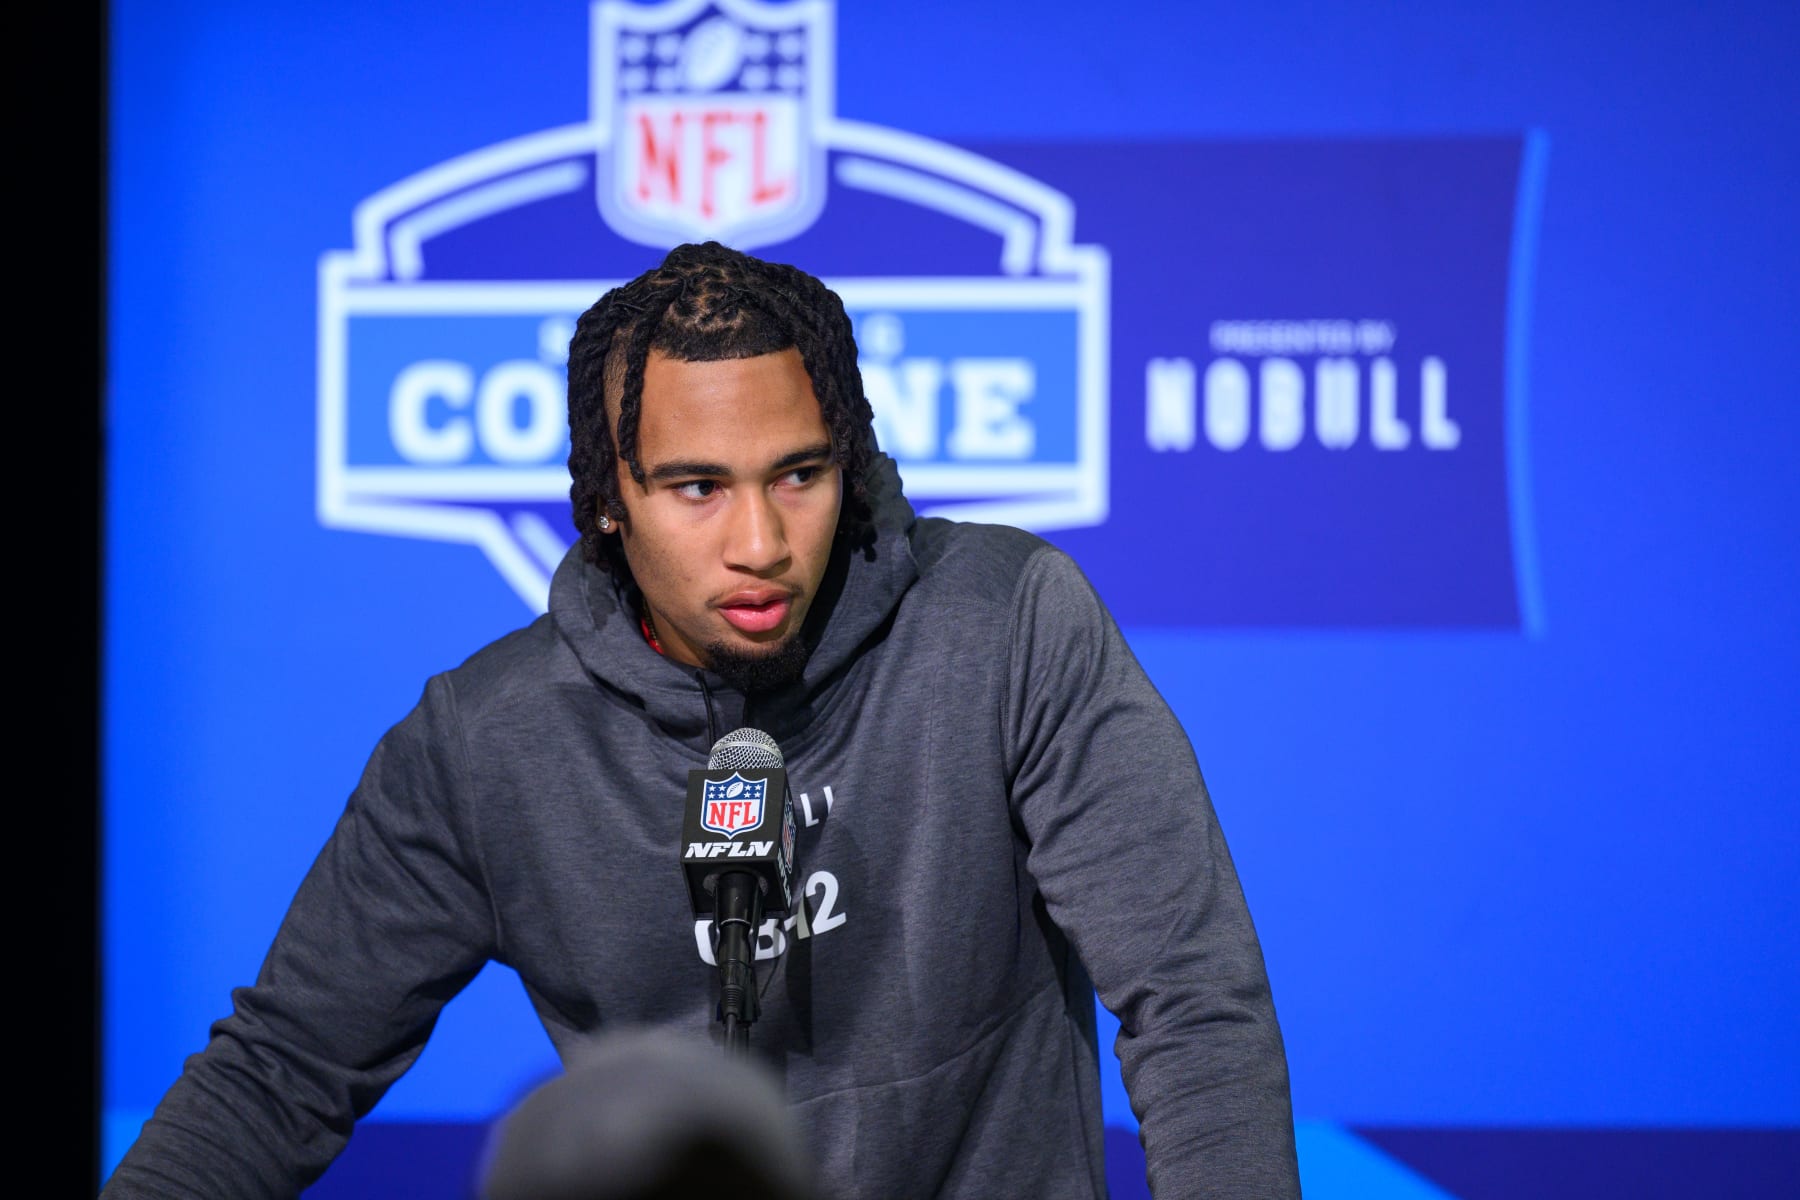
{"left": 566, "top": 242, "right": 877, "bottom": 582}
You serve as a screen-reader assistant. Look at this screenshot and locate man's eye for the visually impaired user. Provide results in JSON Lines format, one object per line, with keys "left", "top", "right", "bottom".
{"left": 782, "top": 465, "right": 821, "bottom": 487}
{"left": 675, "top": 480, "right": 719, "bottom": 500}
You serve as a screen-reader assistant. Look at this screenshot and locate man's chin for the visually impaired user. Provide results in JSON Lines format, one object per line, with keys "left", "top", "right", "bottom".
{"left": 703, "top": 632, "right": 811, "bottom": 693}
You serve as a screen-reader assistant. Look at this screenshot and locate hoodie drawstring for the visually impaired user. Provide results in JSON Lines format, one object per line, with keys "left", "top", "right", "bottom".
{"left": 697, "top": 672, "right": 720, "bottom": 748}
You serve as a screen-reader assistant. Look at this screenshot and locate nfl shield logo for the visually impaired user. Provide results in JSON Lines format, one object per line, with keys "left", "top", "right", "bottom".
{"left": 700, "top": 773, "right": 768, "bottom": 837}
{"left": 592, "top": 0, "right": 831, "bottom": 249}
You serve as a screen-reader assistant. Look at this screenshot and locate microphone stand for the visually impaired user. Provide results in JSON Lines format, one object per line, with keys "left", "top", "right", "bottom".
{"left": 713, "top": 871, "right": 764, "bottom": 1055}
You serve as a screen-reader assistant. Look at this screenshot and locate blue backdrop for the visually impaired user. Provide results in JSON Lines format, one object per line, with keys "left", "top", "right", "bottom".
{"left": 106, "top": 1, "right": 1799, "bottom": 1196}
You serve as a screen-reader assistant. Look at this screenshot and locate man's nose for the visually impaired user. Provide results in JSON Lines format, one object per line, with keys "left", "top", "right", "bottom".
{"left": 724, "top": 490, "right": 789, "bottom": 574}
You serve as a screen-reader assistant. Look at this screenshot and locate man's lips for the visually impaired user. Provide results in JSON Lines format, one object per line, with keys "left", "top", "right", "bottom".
{"left": 716, "top": 591, "right": 794, "bottom": 635}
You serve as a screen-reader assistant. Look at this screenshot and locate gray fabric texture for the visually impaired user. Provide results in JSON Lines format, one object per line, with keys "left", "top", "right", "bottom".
{"left": 104, "top": 457, "right": 1300, "bottom": 1199}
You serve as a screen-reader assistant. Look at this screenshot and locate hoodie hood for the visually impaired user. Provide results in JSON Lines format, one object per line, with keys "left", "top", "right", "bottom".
{"left": 548, "top": 454, "right": 919, "bottom": 753}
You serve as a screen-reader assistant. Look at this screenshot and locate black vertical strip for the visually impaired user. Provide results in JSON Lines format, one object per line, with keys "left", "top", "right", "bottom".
{"left": 20, "top": 0, "right": 104, "bottom": 1188}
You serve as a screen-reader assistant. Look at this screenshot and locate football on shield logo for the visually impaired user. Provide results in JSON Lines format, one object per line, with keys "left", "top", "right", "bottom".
{"left": 701, "top": 773, "right": 768, "bottom": 837}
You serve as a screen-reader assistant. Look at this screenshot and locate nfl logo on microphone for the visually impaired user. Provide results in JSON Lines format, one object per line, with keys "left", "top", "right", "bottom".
{"left": 701, "top": 774, "right": 768, "bottom": 838}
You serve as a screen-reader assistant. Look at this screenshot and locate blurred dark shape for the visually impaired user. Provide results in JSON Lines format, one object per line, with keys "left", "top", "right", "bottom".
{"left": 480, "top": 1030, "right": 818, "bottom": 1200}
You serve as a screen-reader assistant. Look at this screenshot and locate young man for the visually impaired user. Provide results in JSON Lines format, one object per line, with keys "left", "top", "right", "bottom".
{"left": 106, "top": 243, "right": 1300, "bottom": 1198}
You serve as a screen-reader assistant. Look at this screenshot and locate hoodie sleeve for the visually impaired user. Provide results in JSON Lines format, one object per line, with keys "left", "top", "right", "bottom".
{"left": 103, "top": 674, "right": 497, "bottom": 1199}
{"left": 1001, "top": 547, "right": 1300, "bottom": 1200}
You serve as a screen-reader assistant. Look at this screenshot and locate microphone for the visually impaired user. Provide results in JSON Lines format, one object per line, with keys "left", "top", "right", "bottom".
{"left": 681, "top": 728, "right": 797, "bottom": 1053}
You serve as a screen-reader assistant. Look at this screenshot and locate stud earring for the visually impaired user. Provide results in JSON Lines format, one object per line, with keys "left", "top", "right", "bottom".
{"left": 598, "top": 514, "right": 612, "bottom": 531}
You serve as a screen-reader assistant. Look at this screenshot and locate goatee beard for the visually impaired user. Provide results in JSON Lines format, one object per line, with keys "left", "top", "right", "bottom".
{"left": 704, "top": 634, "right": 811, "bottom": 694}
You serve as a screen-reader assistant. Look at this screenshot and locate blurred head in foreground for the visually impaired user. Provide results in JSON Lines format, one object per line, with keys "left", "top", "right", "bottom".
{"left": 480, "top": 1030, "right": 818, "bottom": 1200}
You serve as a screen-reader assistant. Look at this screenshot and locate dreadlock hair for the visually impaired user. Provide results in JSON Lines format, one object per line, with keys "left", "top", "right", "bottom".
{"left": 566, "top": 241, "right": 878, "bottom": 583}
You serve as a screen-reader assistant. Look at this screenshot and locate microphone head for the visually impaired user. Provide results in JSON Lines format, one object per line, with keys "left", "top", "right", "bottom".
{"left": 708, "top": 727, "right": 783, "bottom": 772}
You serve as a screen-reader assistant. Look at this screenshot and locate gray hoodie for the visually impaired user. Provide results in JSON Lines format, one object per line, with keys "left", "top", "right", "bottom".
{"left": 106, "top": 460, "right": 1300, "bottom": 1199}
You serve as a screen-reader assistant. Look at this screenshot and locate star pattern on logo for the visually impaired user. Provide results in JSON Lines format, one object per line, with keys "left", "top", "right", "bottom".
{"left": 618, "top": 19, "right": 807, "bottom": 95}
{"left": 702, "top": 774, "right": 768, "bottom": 805}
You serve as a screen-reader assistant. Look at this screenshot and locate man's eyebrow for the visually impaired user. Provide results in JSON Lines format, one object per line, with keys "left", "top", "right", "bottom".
{"left": 645, "top": 443, "right": 833, "bottom": 483}
{"left": 646, "top": 459, "right": 731, "bottom": 482}
{"left": 769, "top": 443, "right": 834, "bottom": 472}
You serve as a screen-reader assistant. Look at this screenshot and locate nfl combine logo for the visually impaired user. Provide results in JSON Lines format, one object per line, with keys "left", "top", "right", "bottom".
{"left": 701, "top": 774, "right": 768, "bottom": 838}
{"left": 317, "top": 0, "right": 1108, "bottom": 615}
